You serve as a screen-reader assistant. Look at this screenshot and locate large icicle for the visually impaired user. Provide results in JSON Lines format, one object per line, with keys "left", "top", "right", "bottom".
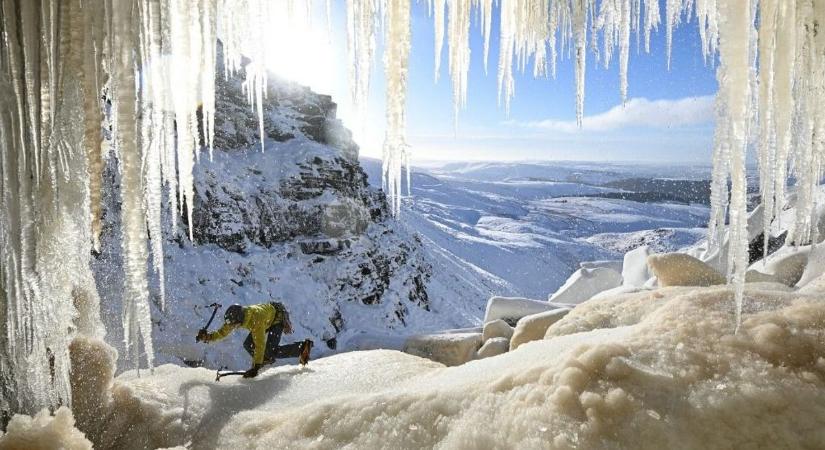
{"left": 447, "top": 0, "right": 472, "bottom": 126}
{"left": 714, "top": 0, "right": 755, "bottom": 331}
{"left": 346, "top": 0, "right": 378, "bottom": 128}
{"left": 382, "top": 0, "right": 412, "bottom": 216}
{"left": 111, "top": 0, "right": 155, "bottom": 371}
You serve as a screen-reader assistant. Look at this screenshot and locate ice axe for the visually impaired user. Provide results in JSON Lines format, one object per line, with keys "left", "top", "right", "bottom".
{"left": 197, "top": 303, "right": 222, "bottom": 342}
{"left": 203, "top": 302, "right": 222, "bottom": 329}
{"left": 215, "top": 366, "right": 246, "bottom": 382}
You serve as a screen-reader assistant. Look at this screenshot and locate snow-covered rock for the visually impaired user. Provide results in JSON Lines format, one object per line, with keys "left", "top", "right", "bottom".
{"left": 745, "top": 270, "right": 780, "bottom": 284}
{"left": 750, "top": 246, "right": 810, "bottom": 287}
{"left": 548, "top": 267, "right": 623, "bottom": 305}
{"left": 482, "top": 319, "right": 513, "bottom": 342}
{"left": 476, "top": 337, "right": 509, "bottom": 359}
{"left": 483, "top": 297, "right": 556, "bottom": 324}
{"left": 402, "top": 332, "right": 483, "bottom": 366}
{"left": 622, "top": 245, "right": 651, "bottom": 287}
{"left": 510, "top": 309, "right": 570, "bottom": 350}
{"left": 647, "top": 253, "right": 725, "bottom": 287}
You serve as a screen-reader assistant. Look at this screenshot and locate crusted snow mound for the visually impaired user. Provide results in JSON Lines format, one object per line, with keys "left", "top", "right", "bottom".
{"left": 0, "top": 407, "right": 92, "bottom": 450}
{"left": 647, "top": 253, "right": 726, "bottom": 287}
{"left": 66, "top": 282, "right": 825, "bottom": 449}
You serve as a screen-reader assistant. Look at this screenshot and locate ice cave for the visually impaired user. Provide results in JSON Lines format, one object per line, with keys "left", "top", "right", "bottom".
{"left": 0, "top": 0, "right": 824, "bottom": 448}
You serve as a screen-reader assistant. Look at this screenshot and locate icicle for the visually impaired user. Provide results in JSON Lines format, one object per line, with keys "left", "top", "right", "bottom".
{"left": 715, "top": 0, "right": 755, "bottom": 332}
{"left": 643, "top": 0, "right": 659, "bottom": 53}
{"left": 478, "top": 0, "right": 493, "bottom": 74}
{"left": 433, "top": 0, "right": 446, "bottom": 81}
{"left": 111, "top": 0, "right": 154, "bottom": 370}
{"left": 496, "top": 0, "right": 516, "bottom": 113}
{"left": 382, "top": 0, "right": 411, "bottom": 216}
{"left": 665, "top": 0, "right": 682, "bottom": 69}
{"left": 346, "top": 0, "right": 377, "bottom": 128}
{"left": 573, "top": 0, "right": 588, "bottom": 126}
{"left": 447, "top": 0, "right": 471, "bottom": 127}
{"left": 757, "top": 0, "right": 779, "bottom": 257}
{"left": 772, "top": 0, "right": 796, "bottom": 232}
{"left": 619, "top": 0, "right": 631, "bottom": 103}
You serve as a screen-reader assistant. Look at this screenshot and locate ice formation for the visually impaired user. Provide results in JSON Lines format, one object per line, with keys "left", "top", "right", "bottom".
{"left": 2, "top": 0, "right": 825, "bottom": 417}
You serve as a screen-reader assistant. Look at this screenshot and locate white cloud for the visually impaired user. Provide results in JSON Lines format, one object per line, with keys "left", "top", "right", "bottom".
{"left": 511, "top": 95, "right": 715, "bottom": 132}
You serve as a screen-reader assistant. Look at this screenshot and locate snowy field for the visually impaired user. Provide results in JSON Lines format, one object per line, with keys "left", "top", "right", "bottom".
{"left": 362, "top": 159, "right": 712, "bottom": 299}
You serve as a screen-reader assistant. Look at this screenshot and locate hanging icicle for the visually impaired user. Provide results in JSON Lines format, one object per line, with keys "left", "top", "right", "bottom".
{"left": 382, "top": 0, "right": 412, "bottom": 216}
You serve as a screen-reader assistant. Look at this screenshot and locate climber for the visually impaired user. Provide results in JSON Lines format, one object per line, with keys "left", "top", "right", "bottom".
{"left": 197, "top": 302, "right": 313, "bottom": 378}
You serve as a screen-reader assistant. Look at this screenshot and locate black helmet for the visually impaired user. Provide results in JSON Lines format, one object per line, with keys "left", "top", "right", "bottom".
{"left": 224, "top": 304, "right": 245, "bottom": 324}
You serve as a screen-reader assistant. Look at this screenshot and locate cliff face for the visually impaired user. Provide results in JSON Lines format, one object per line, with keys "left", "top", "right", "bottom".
{"left": 93, "top": 65, "right": 471, "bottom": 371}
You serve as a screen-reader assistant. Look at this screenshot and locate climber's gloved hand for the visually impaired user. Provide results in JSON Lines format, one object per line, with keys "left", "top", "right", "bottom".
{"left": 243, "top": 364, "right": 262, "bottom": 378}
{"left": 196, "top": 329, "right": 208, "bottom": 343}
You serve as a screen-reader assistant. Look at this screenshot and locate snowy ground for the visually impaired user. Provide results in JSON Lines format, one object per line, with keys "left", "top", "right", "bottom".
{"left": 13, "top": 281, "right": 820, "bottom": 449}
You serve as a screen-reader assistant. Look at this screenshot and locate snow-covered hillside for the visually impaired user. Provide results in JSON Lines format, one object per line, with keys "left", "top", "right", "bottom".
{"left": 362, "top": 159, "right": 711, "bottom": 299}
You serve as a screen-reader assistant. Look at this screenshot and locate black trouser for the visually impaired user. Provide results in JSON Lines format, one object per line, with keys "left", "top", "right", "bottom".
{"left": 243, "top": 322, "right": 303, "bottom": 364}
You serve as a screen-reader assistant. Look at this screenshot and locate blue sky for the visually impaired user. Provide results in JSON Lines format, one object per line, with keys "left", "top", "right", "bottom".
{"left": 268, "top": 1, "right": 718, "bottom": 163}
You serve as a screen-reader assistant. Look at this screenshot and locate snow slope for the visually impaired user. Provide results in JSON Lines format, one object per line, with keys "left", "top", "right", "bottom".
{"left": 361, "top": 159, "right": 711, "bottom": 299}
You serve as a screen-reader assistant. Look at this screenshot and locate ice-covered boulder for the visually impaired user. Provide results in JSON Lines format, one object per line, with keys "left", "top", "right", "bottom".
{"left": 580, "top": 259, "right": 623, "bottom": 272}
{"left": 510, "top": 308, "right": 570, "bottom": 350}
{"left": 548, "top": 267, "right": 623, "bottom": 305}
{"left": 745, "top": 270, "right": 779, "bottom": 284}
{"left": 476, "top": 337, "right": 509, "bottom": 359}
{"left": 482, "top": 319, "right": 514, "bottom": 342}
{"left": 647, "top": 253, "right": 725, "bottom": 287}
{"left": 403, "top": 332, "right": 483, "bottom": 366}
{"left": 749, "top": 246, "right": 810, "bottom": 287}
{"left": 0, "top": 407, "right": 92, "bottom": 450}
{"left": 622, "top": 246, "right": 651, "bottom": 287}
{"left": 483, "top": 297, "right": 556, "bottom": 324}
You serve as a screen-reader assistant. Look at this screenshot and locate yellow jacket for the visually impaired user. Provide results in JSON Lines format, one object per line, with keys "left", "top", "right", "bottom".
{"left": 206, "top": 303, "right": 285, "bottom": 365}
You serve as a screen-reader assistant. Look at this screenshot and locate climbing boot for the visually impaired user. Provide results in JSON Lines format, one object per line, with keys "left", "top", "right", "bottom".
{"left": 299, "top": 339, "right": 313, "bottom": 366}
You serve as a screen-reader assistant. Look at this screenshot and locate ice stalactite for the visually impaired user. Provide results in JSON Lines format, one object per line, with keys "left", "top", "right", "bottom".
{"left": 433, "top": 0, "right": 446, "bottom": 81}
{"left": 346, "top": 0, "right": 377, "bottom": 130}
{"left": 478, "top": 0, "right": 494, "bottom": 74}
{"left": 447, "top": 0, "right": 471, "bottom": 127}
{"left": 572, "top": 0, "right": 588, "bottom": 126}
{"left": 0, "top": 0, "right": 106, "bottom": 414}
{"left": 382, "top": 0, "right": 411, "bottom": 216}
{"left": 643, "top": 0, "right": 659, "bottom": 53}
{"left": 757, "top": 0, "right": 778, "bottom": 258}
{"left": 111, "top": 0, "right": 155, "bottom": 371}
